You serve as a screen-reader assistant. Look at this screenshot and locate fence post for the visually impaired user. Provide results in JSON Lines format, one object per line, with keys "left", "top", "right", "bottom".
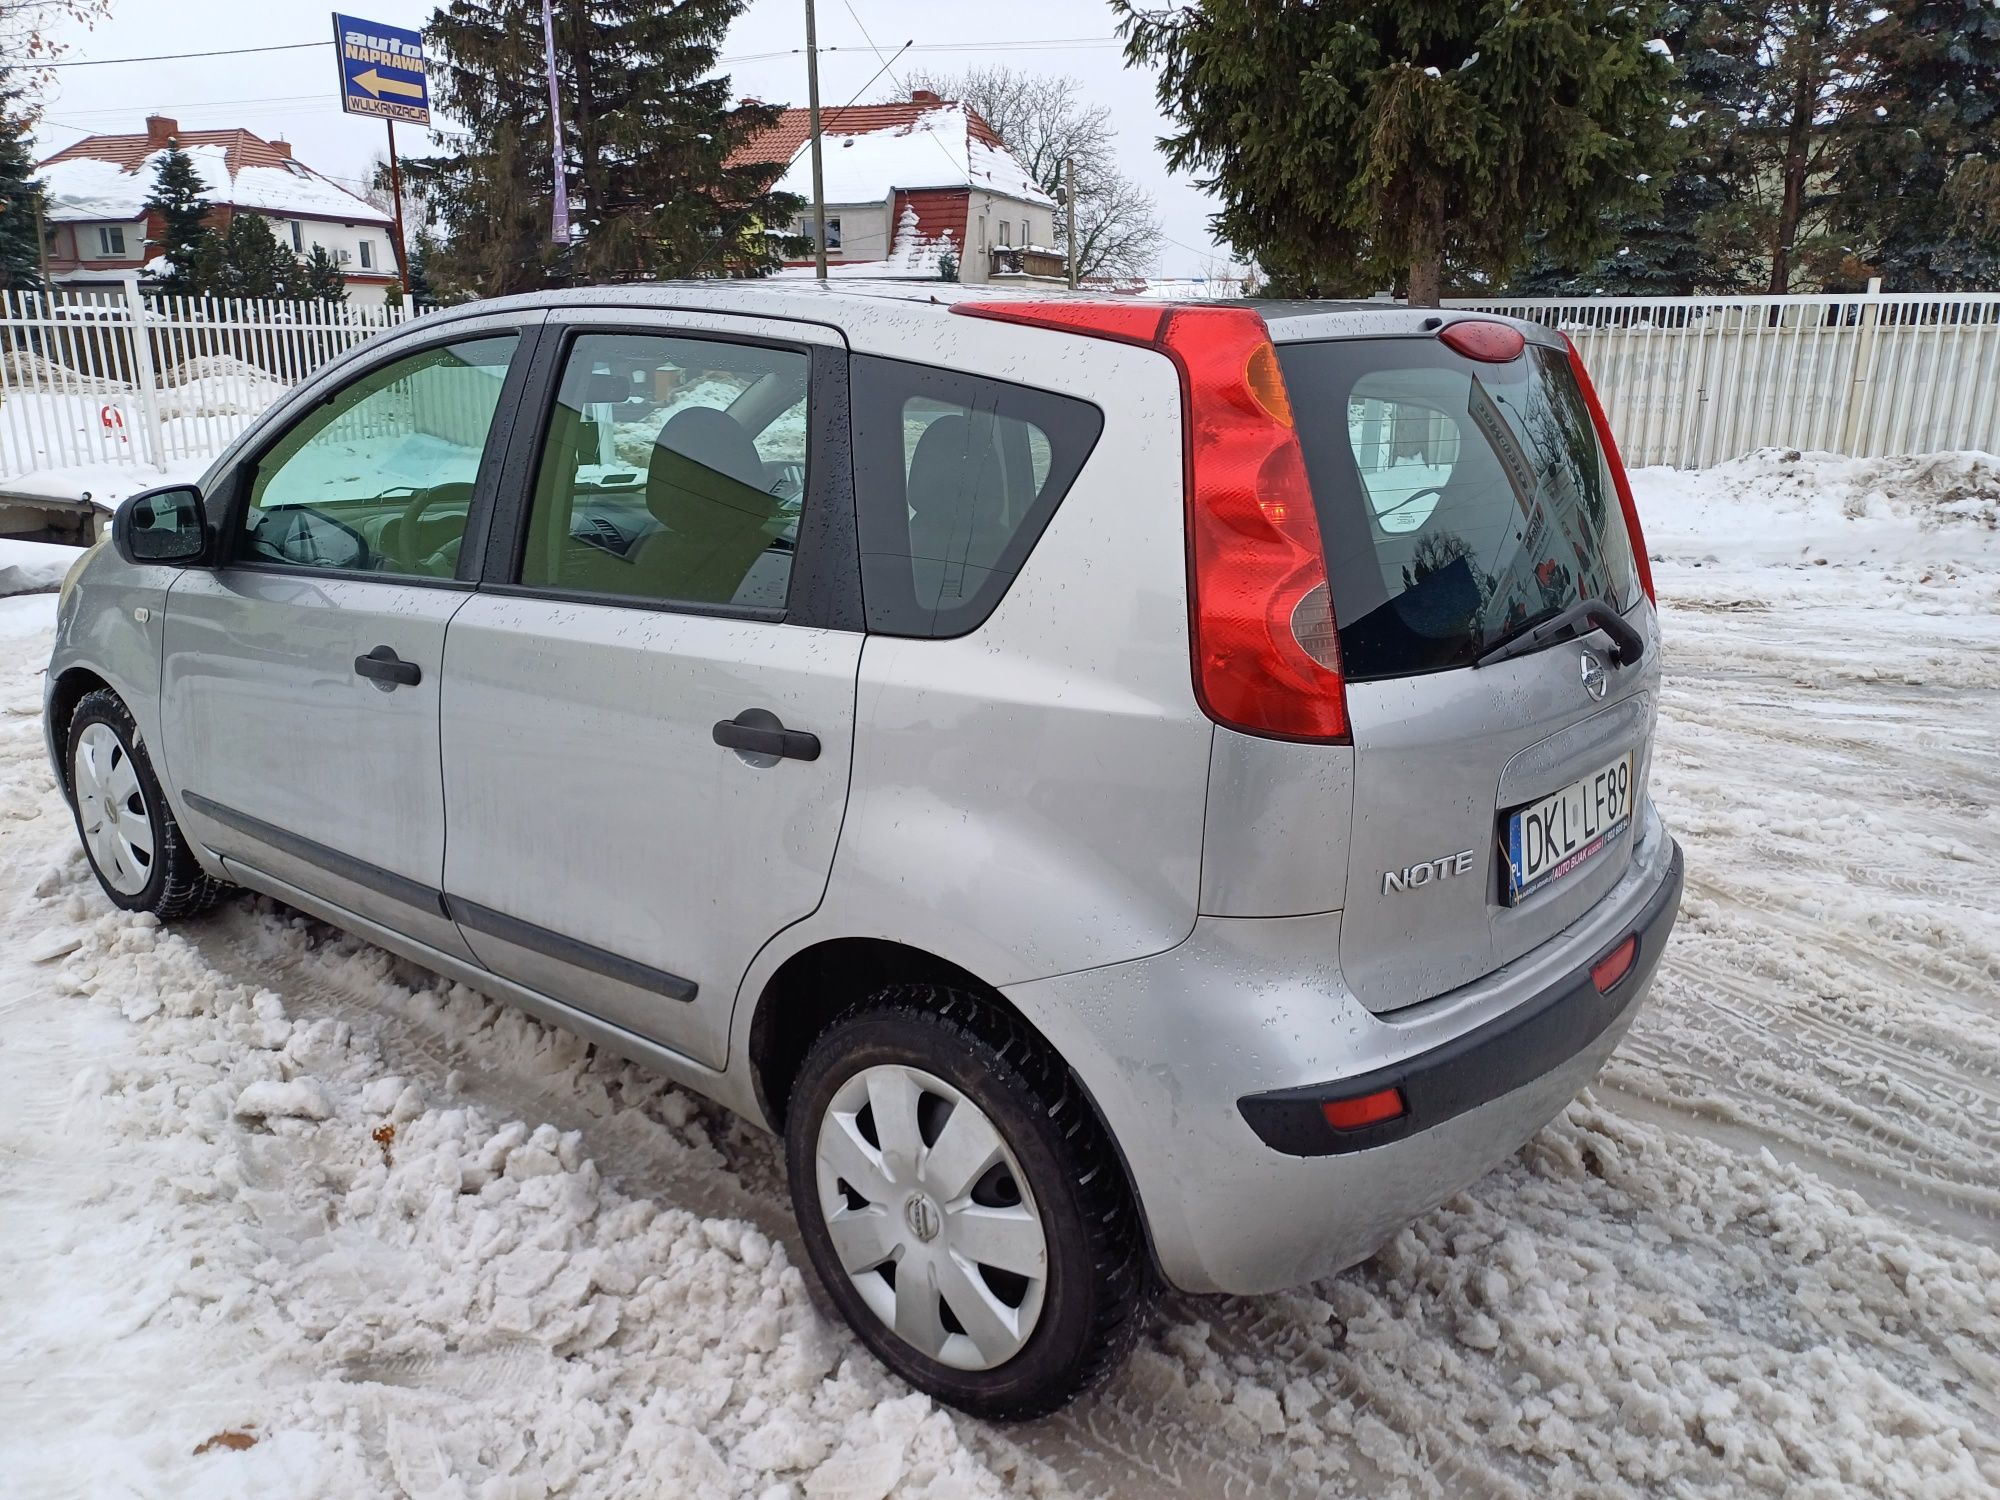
{"left": 1838, "top": 276, "right": 1884, "bottom": 457}
{"left": 120, "top": 278, "right": 166, "bottom": 468}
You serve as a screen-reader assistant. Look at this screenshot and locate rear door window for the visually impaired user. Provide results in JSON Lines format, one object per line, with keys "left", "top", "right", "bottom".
{"left": 1279, "top": 337, "right": 1642, "bottom": 681}
{"left": 516, "top": 331, "right": 811, "bottom": 610}
{"left": 851, "top": 356, "right": 1102, "bottom": 637}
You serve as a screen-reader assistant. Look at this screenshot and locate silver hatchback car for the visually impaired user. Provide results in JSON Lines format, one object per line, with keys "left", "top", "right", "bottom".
{"left": 47, "top": 284, "right": 1682, "bottom": 1417}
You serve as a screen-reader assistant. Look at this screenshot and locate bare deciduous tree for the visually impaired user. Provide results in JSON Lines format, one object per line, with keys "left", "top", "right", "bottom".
{"left": 902, "top": 66, "right": 1161, "bottom": 281}
{"left": 2, "top": 0, "right": 115, "bottom": 107}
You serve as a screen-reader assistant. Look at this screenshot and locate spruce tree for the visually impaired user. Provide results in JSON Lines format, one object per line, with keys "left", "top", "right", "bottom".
{"left": 199, "top": 213, "right": 305, "bottom": 301}
{"left": 0, "top": 67, "right": 43, "bottom": 292}
{"left": 407, "top": 0, "right": 802, "bottom": 294}
{"left": 1509, "top": 3, "right": 1765, "bottom": 295}
{"left": 302, "top": 243, "right": 348, "bottom": 304}
{"left": 407, "top": 227, "right": 439, "bottom": 306}
{"left": 143, "top": 142, "right": 213, "bottom": 295}
{"left": 1828, "top": 0, "right": 2000, "bottom": 289}
{"left": 1113, "top": 0, "right": 1678, "bottom": 303}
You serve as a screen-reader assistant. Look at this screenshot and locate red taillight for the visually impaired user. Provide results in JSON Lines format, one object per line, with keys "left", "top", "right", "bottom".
{"left": 1591, "top": 935, "right": 1639, "bottom": 992}
{"left": 1322, "top": 1087, "right": 1406, "bottom": 1130}
{"left": 1438, "top": 319, "right": 1526, "bottom": 363}
{"left": 1561, "top": 332, "right": 1656, "bottom": 604}
{"left": 954, "top": 300, "right": 1349, "bottom": 742}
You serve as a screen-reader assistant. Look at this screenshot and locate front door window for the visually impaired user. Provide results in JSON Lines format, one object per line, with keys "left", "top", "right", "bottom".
{"left": 240, "top": 334, "right": 518, "bottom": 578}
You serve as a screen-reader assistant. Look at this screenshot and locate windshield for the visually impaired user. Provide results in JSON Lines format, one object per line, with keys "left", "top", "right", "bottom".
{"left": 1278, "top": 336, "right": 1642, "bottom": 681}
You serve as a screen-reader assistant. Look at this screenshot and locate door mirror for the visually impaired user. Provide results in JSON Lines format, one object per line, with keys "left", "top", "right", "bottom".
{"left": 113, "top": 485, "right": 209, "bottom": 565}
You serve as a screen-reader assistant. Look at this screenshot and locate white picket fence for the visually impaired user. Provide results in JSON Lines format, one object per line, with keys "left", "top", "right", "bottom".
{"left": 4, "top": 280, "right": 1998, "bottom": 483}
{"left": 1448, "top": 281, "right": 2000, "bottom": 469}
{"left": 0, "top": 284, "right": 418, "bottom": 481}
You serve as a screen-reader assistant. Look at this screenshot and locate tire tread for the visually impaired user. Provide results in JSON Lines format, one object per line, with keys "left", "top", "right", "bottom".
{"left": 69, "top": 689, "right": 228, "bottom": 920}
{"left": 797, "top": 983, "right": 1148, "bottom": 1418}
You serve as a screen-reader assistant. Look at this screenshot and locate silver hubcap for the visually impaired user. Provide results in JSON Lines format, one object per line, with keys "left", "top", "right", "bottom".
{"left": 73, "top": 722, "right": 153, "bottom": 896}
{"left": 815, "top": 1063, "right": 1049, "bottom": 1372}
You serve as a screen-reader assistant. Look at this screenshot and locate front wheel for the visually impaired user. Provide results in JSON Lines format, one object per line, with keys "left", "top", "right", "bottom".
{"left": 65, "top": 689, "right": 227, "bottom": 920}
{"left": 786, "top": 988, "right": 1147, "bottom": 1419}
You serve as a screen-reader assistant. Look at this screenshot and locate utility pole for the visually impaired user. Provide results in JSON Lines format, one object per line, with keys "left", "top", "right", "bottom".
{"left": 1064, "top": 155, "right": 1077, "bottom": 289}
{"left": 32, "top": 193, "right": 51, "bottom": 295}
{"left": 385, "top": 121, "right": 411, "bottom": 299}
{"left": 804, "top": 0, "right": 828, "bottom": 279}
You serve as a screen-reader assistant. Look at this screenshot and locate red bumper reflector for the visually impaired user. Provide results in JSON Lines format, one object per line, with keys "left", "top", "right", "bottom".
{"left": 1592, "top": 935, "right": 1639, "bottom": 992}
{"left": 1322, "top": 1087, "right": 1406, "bottom": 1131}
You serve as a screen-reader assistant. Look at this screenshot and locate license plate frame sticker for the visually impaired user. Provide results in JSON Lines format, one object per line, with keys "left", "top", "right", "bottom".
{"left": 1503, "top": 752, "right": 1634, "bottom": 905}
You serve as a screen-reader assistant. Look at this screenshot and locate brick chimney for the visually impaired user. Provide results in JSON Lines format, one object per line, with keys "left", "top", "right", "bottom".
{"left": 270, "top": 138, "right": 293, "bottom": 159}
{"left": 911, "top": 89, "right": 941, "bottom": 105}
{"left": 145, "top": 115, "right": 178, "bottom": 148}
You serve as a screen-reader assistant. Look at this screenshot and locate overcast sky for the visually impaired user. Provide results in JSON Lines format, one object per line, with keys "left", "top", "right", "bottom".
{"left": 30, "top": 0, "right": 1233, "bottom": 277}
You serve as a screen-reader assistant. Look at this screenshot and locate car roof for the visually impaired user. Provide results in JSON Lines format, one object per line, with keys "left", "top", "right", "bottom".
{"left": 412, "top": 280, "right": 1556, "bottom": 349}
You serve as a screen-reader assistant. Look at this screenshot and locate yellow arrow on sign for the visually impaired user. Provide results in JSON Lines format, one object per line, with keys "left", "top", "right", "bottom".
{"left": 352, "top": 67, "right": 423, "bottom": 99}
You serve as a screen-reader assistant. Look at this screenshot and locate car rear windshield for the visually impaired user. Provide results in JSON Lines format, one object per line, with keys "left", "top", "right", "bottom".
{"left": 1278, "top": 336, "right": 1643, "bottom": 682}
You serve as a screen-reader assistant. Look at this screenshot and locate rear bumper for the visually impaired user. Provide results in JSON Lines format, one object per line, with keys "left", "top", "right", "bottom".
{"left": 1000, "top": 811, "right": 1682, "bottom": 1296}
{"left": 1238, "top": 840, "right": 1683, "bottom": 1156}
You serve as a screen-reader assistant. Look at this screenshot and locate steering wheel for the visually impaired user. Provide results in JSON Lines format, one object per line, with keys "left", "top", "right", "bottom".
{"left": 396, "top": 482, "right": 476, "bottom": 569}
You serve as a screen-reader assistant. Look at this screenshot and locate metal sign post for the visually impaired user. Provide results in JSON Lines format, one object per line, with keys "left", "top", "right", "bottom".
{"left": 332, "top": 12, "right": 429, "bottom": 295}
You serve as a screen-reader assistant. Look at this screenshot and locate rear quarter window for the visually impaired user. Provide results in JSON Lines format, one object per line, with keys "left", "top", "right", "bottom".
{"left": 851, "top": 355, "right": 1102, "bottom": 637}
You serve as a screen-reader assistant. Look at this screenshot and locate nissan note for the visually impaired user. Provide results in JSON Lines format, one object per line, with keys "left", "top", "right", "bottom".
{"left": 46, "top": 284, "right": 1684, "bottom": 1417}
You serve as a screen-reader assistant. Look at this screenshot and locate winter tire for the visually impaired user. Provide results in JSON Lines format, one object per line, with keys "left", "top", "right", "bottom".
{"left": 65, "top": 689, "right": 227, "bottom": 920}
{"left": 786, "top": 986, "right": 1147, "bottom": 1419}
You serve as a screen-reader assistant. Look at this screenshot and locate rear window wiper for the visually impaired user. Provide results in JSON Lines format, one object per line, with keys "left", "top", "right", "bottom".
{"left": 1473, "top": 597, "right": 1644, "bottom": 670}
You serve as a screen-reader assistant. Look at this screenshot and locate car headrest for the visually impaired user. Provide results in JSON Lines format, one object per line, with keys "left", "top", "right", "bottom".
{"left": 647, "top": 406, "right": 768, "bottom": 524}
{"left": 906, "top": 414, "right": 1006, "bottom": 563}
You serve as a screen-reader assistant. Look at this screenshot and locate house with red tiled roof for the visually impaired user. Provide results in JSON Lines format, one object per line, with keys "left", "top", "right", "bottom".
{"left": 36, "top": 115, "right": 401, "bottom": 305}
{"left": 729, "top": 91, "right": 1060, "bottom": 283}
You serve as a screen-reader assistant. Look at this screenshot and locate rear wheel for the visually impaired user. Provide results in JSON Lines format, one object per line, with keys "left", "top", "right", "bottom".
{"left": 786, "top": 987, "right": 1146, "bottom": 1419}
{"left": 66, "top": 689, "right": 226, "bottom": 920}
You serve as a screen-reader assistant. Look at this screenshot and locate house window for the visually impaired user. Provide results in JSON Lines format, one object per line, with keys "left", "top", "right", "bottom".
{"left": 999, "top": 221, "right": 1011, "bottom": 246}
{"left": 976, "top": 216, "right": 986, "bottom": 250}
{"left": 359, "top": 240, "right": 373, "bottom": 269}
{"left": 290, "top": 221, "right": 303, "bottom": 252}
{"left": 798, "top": 216, "right": 841, "bottom": 251}
{"left": 96, "top": 225, "right": 126, "bottom": 256}
{"left": 1023, "top": 220, "right": 1034, "bottom": 246}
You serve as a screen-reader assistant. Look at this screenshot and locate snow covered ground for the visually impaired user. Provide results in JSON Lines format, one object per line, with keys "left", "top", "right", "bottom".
{"left": 1, "top": 450, "right": 1996, "bottom": 1498}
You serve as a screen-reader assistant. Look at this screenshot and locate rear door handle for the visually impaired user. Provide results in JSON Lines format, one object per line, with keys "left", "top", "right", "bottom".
{"left": 354, "top": 644, "right": 422, "bottom": 689}
{"left": 713, "top": 708, "right": 820, "bottom": 762}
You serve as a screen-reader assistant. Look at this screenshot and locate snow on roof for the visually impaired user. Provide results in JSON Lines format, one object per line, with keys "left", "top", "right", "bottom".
{"left": 740, "top": 101, "right": 1053, "bottom": 208}
{"left": 37, "top": 132, "right": 391, "bottom": 227}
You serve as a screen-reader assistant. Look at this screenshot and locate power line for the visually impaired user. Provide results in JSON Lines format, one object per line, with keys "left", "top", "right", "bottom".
{"left": 836, "top": 0, "right": 971, "bottom": 190}
{"left": 26, "top": 33, "right": 1119, "bottom": 72}
{"left": 39, "top": 40, "right": 331, "bottom": 69}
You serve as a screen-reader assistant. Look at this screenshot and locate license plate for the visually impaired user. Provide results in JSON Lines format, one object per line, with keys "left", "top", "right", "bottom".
{"left": 1503, "top": 753, "right": 1634, "bottom": 904}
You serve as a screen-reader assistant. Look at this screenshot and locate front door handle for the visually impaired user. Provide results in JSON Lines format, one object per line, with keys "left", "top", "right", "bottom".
{"left": 713, "top": 708, "right": 820, "bottom": 762}
{"left": 354, "top": 644, "right": 422, "bottom": 689}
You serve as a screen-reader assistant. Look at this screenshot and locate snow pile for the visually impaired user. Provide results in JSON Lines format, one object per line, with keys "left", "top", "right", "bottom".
{"left": 0, "top": 537, "right": 81, "bottom": 596}
{"left": 0, "top": 346, "right": 130, "bottom": 393}
{"left": 1636, "top": 448, "right": 2000, "bottom": 574}
{"left": 155, "top": 370, "right": 290, "bottom": 423}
